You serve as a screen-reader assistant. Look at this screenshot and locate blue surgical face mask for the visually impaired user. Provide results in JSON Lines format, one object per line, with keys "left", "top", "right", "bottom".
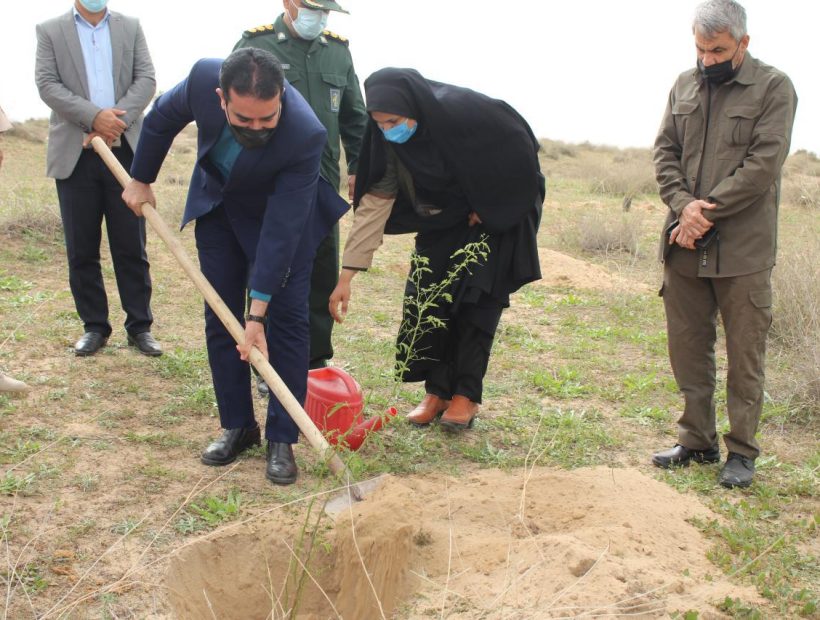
{"left": 381, "top": 120, "right": 417, "bottom": 144}
{"left": 79, "top": 0, "right": 108, "bottom": 12}
{"left": 289, "top": 0, "right": 328, "bottom": 40}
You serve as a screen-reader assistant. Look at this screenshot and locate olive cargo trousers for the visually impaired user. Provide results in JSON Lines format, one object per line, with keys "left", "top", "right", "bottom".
{"left": 661, "top": 250, "right": 773, "bottom": 459}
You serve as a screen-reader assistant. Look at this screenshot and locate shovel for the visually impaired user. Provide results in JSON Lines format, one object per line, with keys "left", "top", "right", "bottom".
{"left": 90, "top": 136, "right": 366, "bottom": 501}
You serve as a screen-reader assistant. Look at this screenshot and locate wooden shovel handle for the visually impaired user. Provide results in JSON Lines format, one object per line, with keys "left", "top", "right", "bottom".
{"left": 90, "top": 136, "right": 352, "bottom": 480}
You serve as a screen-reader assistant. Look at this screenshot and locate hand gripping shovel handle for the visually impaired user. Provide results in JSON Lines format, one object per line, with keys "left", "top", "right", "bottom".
{"left": 90, "top": 137, "right": 358, "bottom": 489}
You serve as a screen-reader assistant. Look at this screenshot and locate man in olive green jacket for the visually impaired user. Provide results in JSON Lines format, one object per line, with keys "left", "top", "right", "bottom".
{"left": 652, "top": 0, "right": 797, "bottom": 488}
{"left": 234, "top": 0, "right": 367, "bottom": 384}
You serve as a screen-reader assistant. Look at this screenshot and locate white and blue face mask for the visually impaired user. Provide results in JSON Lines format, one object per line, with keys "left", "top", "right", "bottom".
{"left": 79, "top": 0, "right": 108, "bottom": 12}
{"left": 289, "top": 0, "right": 328, "bottom": 40}
{"left": 381, "top": 120, "right": 417, "bottom": 144}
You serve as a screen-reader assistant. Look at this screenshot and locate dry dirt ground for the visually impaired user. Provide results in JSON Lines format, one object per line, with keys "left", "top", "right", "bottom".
{"left": 0, "top": 130, "right": 815, "bottom": 618}
{"left": 0, "top": 220, "right": 763, "bottom": 619}
{"left": 166, "top": 469, "right": 760, "bottom": 619}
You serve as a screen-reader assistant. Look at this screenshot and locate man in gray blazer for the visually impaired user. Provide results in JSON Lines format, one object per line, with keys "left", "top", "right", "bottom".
{"left": 35, "top": 0, "right": 161, "bottom": 357}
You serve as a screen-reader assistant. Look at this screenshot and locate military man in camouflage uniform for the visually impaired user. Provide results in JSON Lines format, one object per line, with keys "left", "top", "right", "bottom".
{"left": 235, "top": 0, "right": 367, "bottom": 388}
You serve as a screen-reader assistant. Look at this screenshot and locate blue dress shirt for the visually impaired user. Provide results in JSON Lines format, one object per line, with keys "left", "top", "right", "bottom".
{"left": 73, "top": 7, "right": 115, "bottom": 109}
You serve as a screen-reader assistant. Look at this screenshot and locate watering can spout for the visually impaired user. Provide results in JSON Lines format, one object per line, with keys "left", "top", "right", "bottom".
{"left": 344, "top": 407, "right": 398, "bottom": 451}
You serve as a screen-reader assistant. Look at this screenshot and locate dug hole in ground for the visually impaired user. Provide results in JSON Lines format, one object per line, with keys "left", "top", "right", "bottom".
{"left": 166, "top": 467, "right": 759, "bottom": 618}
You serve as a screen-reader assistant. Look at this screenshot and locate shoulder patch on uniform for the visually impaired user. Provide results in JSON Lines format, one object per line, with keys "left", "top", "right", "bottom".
{"left": 243, "top": 24, "right": 276, "bottom": 38}
{"left": 322, "top": 29, "right": 349, "bottom": 46}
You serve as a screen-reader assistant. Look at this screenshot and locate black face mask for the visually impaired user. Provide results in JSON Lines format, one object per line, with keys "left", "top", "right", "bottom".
{"left": 698, "top": 44, "right": 741, "bottom": 84}
{"left": 224, "top": 104, "right": 278, "bottom": 149}
{"left": 227, "top": 122, "right": 275, "bottom": 149}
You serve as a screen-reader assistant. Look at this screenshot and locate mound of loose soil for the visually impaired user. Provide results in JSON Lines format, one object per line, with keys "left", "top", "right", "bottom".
{"left": 166, "top": 467, "right": 758, "bottom": 619}
{"left": 537, "top": 248, "right": 652, "bottom": 292}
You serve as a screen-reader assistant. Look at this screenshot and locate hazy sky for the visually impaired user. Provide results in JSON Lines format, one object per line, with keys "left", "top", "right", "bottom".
{"left": 2, "top": 0, "right": 817, "bottom": 153}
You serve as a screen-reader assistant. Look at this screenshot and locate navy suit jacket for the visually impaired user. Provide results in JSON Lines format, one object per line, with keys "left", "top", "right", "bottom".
{"left": 131, "top": 58, "right": 349, "bottom": 297}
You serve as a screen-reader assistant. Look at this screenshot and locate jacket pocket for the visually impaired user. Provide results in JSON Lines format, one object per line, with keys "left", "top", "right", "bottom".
{"left": 321, "top": 72, "right": 347, "bottom": 114}
{"left": 721, "top": 105, "right": 758, "bottom": 157}
{"left": 672, "top": 99, "right": 699, "bottom": 146}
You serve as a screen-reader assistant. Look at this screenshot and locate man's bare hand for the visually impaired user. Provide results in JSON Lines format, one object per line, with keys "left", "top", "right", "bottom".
{"left": 82, "top": 131, "right": 116, "bottom": 148}
{"left": 671, "top": 200, "right": 716, "bottom": 249}
{"left": 121, "top": 179, "right": 155, "bottom": 217}
{"left": 92, "top": 108, "right": 127, "bottom": 141}
{"left": 237, "top": 320, "right": 268, "bottom": 362}
{"left": 468, "top": 211, "right": 482, "bottom": 227}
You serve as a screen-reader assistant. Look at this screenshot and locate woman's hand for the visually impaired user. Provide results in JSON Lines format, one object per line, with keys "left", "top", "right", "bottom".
{"left": 329, "top": 269, "right": 358, "bottom": 323}
{"left": 468, "top": 211, "right": 482, "bottom": 227}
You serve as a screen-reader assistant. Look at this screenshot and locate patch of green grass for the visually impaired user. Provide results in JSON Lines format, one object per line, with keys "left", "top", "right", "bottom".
{"left": 155, "top": 348, "right": 209, "bottom": 381}
{"left": 0, "top": 274, "right": 33, "bottom": 292}
{"left": 74, "top": 474, "right": 99, "bottom": 492}
{"left": 458, "top": 441, "right": 516, "bottom": 468}
{"left": 531, "top": 367, "right": 590, "bottom": 399}
{"left": 619, "top": 405, "right": 671, "bottom": 426}
{"left": 517, "top": 406, "right": 618, "bottom": 468}
{"left": 0, "top": 438, "right": 40, "bottom": 464}
{"left": 122, "top": 431, "right": 190, "bottom": 449}
{"left": 111, "top": 518, "right": 140, "bottom": 536}
{"left": 0, "top": 471, "right": 36, "bottom": 495}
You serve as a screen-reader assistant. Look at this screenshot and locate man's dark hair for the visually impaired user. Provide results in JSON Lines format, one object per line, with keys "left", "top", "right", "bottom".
{"left": 219, "top": 48, "right": 284, "bottom": 101}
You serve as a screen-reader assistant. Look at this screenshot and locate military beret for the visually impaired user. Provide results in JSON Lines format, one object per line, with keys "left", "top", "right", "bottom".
{"left": 302, "top": 0, "right": 349, "bottom": 14}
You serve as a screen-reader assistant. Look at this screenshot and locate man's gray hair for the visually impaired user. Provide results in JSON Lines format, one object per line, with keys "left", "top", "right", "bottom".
{"left": 693, "top": 0, "right": 747, "bottom": 41}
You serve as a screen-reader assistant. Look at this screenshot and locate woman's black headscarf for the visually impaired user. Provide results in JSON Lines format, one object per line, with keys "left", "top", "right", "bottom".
{"left": 354, "top": 68, "right": 544, "bottom": 234}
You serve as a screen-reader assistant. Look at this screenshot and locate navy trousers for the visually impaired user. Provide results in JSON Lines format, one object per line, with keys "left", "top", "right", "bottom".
{"left": 195, "top": 205, "right": 310, "bottom": 443}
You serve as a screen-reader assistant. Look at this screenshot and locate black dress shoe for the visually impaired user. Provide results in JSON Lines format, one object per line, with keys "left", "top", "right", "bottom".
{"left": 266, "top": 441, "right": 298, "bottom": 485}
{"left": 200, "top": 426, "right": 261, "bottom": 466}
{"left": 652, "top": 443, "right": 720, "bottom": 469}
{"left": 128, "top": 332, "right": 163, "bottom": 357}
{"left": 75, "top": 332, "right": 108, "bottom": 357}
{"left": 719, "top": 453, "right": 755, "bottom": 488}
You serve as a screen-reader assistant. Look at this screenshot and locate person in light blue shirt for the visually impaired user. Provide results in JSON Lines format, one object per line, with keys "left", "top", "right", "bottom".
{"left": 35, "top": 1, "right": 162, "bottom": 357}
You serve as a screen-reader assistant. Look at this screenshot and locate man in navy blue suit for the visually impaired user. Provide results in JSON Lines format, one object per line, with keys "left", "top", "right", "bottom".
{"left": 122, "top": 48, "right": 348, "bottom": 485}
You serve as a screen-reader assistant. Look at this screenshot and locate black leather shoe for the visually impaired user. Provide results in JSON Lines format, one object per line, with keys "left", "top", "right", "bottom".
{"left": 652, "top": 443, "right": 720, "bottom": 469}
{"left": 200, "top": 426, "right": 261, "bottom": 466}
{"left": 266, "top": 441, "right": 298, "bottom": 485}
{"left": 75, "top": 332, "right": 108, "bottom": 357}
{"left": 256, "top": 375, "right": 270, "bottom": 397}
{"left": 719, "top": 453, "right": 755, "bottom": 488}
{"left": 128, "top": 332, "right": 163, "bottom": 357}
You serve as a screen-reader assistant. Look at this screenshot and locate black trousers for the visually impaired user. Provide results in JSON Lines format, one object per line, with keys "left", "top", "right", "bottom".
{"left": 55, "top": 145, "right": 152, "bottom": 337}
{"left": 397, "top": 226, "right": 505, "bottom": 403}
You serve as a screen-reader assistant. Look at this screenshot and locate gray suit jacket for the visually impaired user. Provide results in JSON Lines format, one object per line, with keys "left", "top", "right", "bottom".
{"left": 35, "top": 10, "right": 155, "bottom": 179}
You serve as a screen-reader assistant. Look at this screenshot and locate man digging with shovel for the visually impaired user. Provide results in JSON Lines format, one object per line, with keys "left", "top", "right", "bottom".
{"left": 122, "top": 48, "right": 348, "bottom": 485}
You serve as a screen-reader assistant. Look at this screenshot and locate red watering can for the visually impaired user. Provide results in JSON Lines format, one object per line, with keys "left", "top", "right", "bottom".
{"left": 304, "top": 367, "right": 397, "bottom": 450}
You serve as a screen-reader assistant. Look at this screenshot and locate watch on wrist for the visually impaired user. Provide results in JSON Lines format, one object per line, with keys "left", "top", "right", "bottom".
{"left": 245, "top": 314, "right": 266, "bottom": 325}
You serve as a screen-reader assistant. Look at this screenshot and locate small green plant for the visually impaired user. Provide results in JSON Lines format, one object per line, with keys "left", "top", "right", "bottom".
{"left": 531, "top": 367, "right": 590, "bottom": 398}
{"left": 189, "top": 489, "right": 242, "bottom": 527}
{"left": 395, "top": 236, "right": 490, "bottom": 382}
{"left": 0, "top": 471, "right": 36, "bottom": 495}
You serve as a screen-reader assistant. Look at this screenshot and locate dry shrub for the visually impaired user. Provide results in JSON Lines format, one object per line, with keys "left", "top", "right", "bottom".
{"left": 781, "top": 171, "right": 819, "bottom": 209}
{"left": 539, "top": 139, "right": 579, "bottom": 160}
{"left": 581, "top": 148, "right": 657, "bottom": 198}
{"left": 770, "top": 245, "right": 820, "bottom": 414}
{"left": 575, "top": 210, "right": 641, "bottom": 256}
{"left": 5, "top": 119, "right": 49, "bottom": 143}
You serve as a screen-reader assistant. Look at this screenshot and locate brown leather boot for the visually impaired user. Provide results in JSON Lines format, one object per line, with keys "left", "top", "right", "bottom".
{"left": 406, "top": 394, "right": 450, "bottom": 427}
{"left": 440, "top": 395, "right": 478, "bottom": 431}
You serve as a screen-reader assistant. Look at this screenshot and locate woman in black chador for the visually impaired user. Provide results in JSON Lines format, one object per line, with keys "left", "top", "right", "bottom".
{"left": 329, "top": 67, "right": 544, "bottom": 431}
